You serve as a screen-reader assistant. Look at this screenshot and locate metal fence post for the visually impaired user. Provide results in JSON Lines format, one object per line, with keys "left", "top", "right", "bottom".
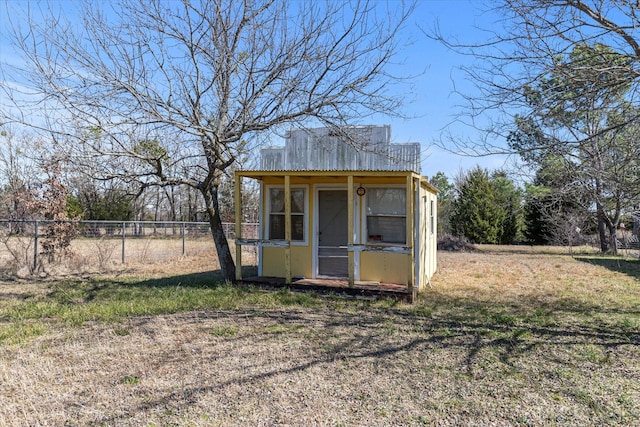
{"left": 182, "top": 222, "right": 186, "bottom": 256}
{"left": 33, "top": 220, "right": 39, "bottom": 272}
{"left": 121, "top": 222, "right": 126, "bottom": 263}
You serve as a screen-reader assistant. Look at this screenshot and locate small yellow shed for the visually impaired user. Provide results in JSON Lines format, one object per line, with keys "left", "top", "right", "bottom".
{"left": 234, "top": 125, "right": 437, "bottom": 301}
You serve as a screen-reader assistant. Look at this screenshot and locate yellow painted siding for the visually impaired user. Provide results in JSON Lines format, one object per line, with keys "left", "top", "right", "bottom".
{"left": 242, "top": 171, "right": 438, "bottom": 290}
{"left": 418, "top": 185, "right": 429, "bottom": 290}
{"left": 428, "top": 187, "right": 438, "bottom": 279}
{"left": 262, "top": 246, "right": 312, "bottom": 278}
{"left": 416, "top": 184, "right": 438, "bottom": 289}
{"left": 360, "top": 252, "right": 410, "bottom": 285}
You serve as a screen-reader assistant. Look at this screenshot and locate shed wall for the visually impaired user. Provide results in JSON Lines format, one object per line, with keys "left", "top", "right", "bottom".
{"left": 254, "top": 175, "right": 437, "bottom": 286}
{"left": 416, "top": 183, "right": 438, "bottom": 290}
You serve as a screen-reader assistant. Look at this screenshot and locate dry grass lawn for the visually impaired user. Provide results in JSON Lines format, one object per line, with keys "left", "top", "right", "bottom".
{"left": 0, "top": 246, "right": 638, "bottom": 426}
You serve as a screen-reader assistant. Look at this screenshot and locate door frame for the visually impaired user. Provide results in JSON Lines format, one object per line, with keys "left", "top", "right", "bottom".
{"left": 312, "top": 183, "right": 360, "bottom": 279}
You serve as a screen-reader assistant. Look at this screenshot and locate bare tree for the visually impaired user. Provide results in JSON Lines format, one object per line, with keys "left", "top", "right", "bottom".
{"left": 429, "top": 0, "right": 640, "bottom": 253}
{"left": 0, "top": 126, "right": 41, "bottom": 230}
{"left": 2, "top": 0, "right": 415, "bottom": 281}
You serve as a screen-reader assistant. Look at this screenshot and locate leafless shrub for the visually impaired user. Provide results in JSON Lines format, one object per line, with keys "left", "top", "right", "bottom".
{"left": 0, "top": 234, "right": 38, "bottom": 275}
{"left": 547, "top": 214, "right": 589, "bottom": 253}
{"left": 93, "top": 237, "right": 118, "bottom": 270}
{"left": 138, "top": 238, "right": 153, "bottom": 263}
{"left": 22, "top": 157, "right": 80, "bottom": 264}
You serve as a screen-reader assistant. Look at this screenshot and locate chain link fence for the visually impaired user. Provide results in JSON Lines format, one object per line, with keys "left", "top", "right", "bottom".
{"left": 0, "top": 219, "right": 258, "bottom": 276}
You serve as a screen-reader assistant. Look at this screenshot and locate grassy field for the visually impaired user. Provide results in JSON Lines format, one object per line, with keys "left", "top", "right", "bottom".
{"left": 1, "top": 235, "right": 259, "bottom": 277}
{"left": 0, "top": 246, "right": 638, "bottom": 426}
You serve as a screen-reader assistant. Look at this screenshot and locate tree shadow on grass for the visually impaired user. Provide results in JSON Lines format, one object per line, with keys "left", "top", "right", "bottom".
{"left": 574, "top": 256, "right": 640, "bottom": 280}
{"left": 34, "top": 266, "right": 256, "bottom": 306}
{"left": 96, "top": 299, "right": 640, "bottom": 426}
{"left": 130, "top": 265, "right": 259, "bottom": 288}
{"left": 129, "top": 270, "right": 225, "bottom": 288}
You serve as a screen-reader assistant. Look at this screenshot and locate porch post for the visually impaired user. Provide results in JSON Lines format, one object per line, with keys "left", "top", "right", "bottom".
{"left": 235, "top": 172, "right": 243, "bottom": 282}
{"left": 284, "top": 174, "right": 292, "bottom": 284}
{"left": 406, "top": 175, "right": 415, "bottom": 298}
{"left": 347, "top": 174, "right": 355, "bottom": 287}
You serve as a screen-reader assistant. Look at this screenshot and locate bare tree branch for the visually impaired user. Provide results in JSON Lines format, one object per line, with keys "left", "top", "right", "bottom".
{"left": 1, "top": 0, "right": 416, "bottom": 281}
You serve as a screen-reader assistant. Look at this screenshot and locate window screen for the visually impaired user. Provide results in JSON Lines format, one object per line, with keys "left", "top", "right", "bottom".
{"left": 269, "top": 188, "right": 305, "bottom": 241}
{"left": 366, "top": 188, "right": 406, "bottom": 244}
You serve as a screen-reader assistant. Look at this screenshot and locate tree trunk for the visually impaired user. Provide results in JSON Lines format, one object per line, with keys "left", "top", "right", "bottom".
{"left": 597, "top": 211, "right": 608, "bottom": 253}
{"left": 202, "top": 184, "right": 236, "bottom": 283}
{"left": 608, "top": 225, "right": 618, "bottom": 255}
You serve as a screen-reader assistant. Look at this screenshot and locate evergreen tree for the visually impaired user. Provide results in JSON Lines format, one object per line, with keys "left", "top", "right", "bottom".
{"left": 70, "top": 186, "right": 134, "bottom": 221}
{"left": 491, "top": 170, "right": 522, "bottom": 244}
{"left": 508, "top": 43, "right": 640, "bottom": 253}
{"left": 522, "top": 156, "right": 591, "bottom": 245}
{"left": 451, "top": 167, "right": 521, "bottom": 244}
{"left": 429, "top": 172, "right": 454, "bottom": 235}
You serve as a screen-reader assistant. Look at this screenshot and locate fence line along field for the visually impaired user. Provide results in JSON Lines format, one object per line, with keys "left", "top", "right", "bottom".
{"left": 0, "top": 220, "right": 258, "bottom": 277}
{"left": 0, "top": 245, "right": 638, "bottom": 426}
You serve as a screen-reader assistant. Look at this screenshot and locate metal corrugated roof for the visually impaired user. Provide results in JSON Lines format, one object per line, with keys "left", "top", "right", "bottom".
{"left": 258, "top": 126, "right": 422, "bottom": 174}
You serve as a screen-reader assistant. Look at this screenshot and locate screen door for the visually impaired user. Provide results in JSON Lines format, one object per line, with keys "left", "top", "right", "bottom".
{"left": 317, "top": 190, "right": 348, "bottom": 277}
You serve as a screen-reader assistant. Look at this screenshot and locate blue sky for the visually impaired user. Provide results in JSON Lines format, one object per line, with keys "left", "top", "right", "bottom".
{"left": 0, "top": 0, "right": 509, "bottom": 181}
{"left": 387, "top": 0, "right": 512, "bottom": 180}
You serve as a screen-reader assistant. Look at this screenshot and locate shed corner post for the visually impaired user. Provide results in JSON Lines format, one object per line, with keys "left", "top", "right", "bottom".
{"left": 284, "top": 175, "right": 292, "bottom": 284}
{"left": 235, "top": 172, "right": 243, "bottom": 282}
{"left": 406, "top": 175, "right": 415, "bottom": 299}
{"left": 347, "top": 175, "right": 355, "bottom": 288}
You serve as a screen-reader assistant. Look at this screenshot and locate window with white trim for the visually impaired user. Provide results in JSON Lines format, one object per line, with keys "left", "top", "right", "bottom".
{"left": 430, "top": 199, "right": 435, "bottom": 235}
{"left": 366, "top": 188, "right": 406, "bottom": 244}
{"left": 268, "top": 187, "right": 306, "bottom": 241}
